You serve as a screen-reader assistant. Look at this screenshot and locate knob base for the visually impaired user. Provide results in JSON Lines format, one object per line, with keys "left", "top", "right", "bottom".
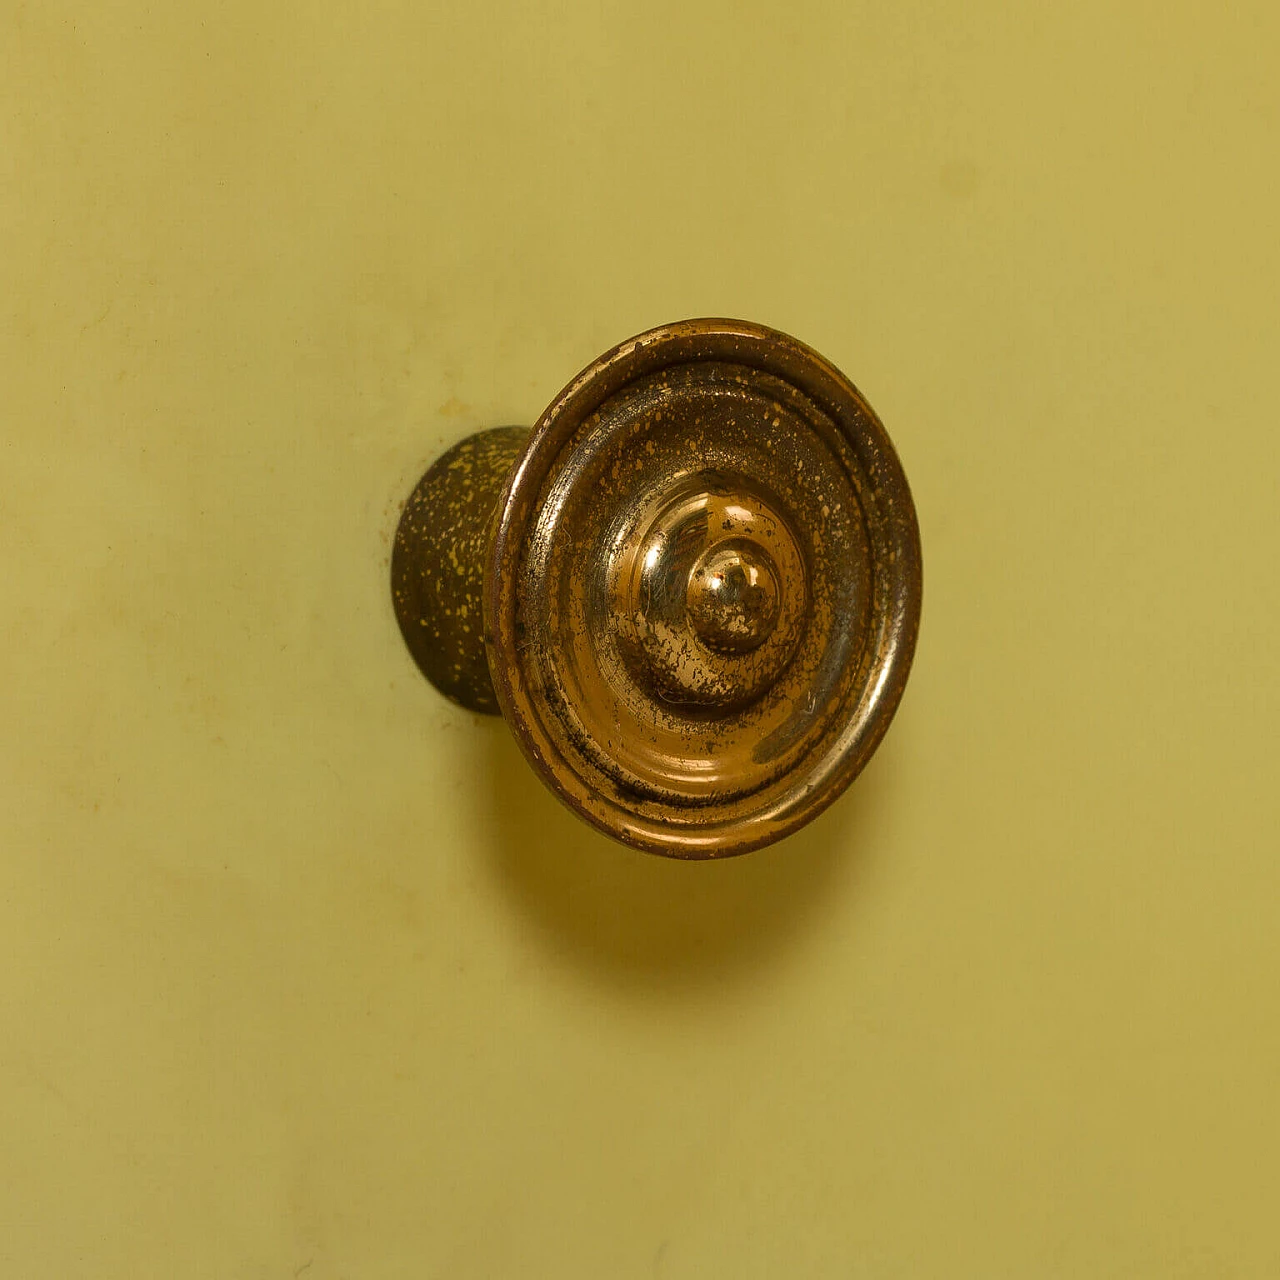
{"left": 391, "top": 427, "right": 528, "bottom": 713}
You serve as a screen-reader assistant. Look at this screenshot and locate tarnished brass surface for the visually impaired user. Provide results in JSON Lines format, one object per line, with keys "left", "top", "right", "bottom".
{"left": 392, "top": 427, "right": 528, "bottom": 713}
{"left": 395, "top": 319, "right": 921, "bottom": 857}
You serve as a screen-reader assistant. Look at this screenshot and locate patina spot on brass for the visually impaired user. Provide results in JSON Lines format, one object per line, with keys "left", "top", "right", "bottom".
{"left": 391, "top": 426, "right": 528, "bottom": 713}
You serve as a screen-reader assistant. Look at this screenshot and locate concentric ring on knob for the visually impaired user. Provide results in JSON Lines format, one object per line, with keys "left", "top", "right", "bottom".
{"left": 485, "top": 319, "right": 922, "bottom": 858}
{"left": 608, "top": 479, "right": 808, "bottom": 713}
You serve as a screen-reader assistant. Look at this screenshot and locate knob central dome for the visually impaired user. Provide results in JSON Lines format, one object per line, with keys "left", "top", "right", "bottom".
{"left": 687, "top": 541, "right": 780, "bottom": 655}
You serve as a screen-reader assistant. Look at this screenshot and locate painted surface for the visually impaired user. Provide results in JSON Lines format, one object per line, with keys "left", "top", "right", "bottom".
{"left": 2, "top": 3, "right": 1278, "bottom": 1275}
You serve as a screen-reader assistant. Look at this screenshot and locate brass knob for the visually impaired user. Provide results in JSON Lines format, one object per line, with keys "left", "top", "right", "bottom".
{"left": 392, "top": 319, "right": 922, "bottom": 858}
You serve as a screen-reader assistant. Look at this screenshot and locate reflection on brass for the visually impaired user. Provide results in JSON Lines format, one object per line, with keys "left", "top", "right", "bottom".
{"left": 392, "top": 319, "right": 922, "bottom": 857}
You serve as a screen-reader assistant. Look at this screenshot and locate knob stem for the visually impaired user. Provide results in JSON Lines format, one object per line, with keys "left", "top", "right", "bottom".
{"left": 391, "top": 427, "right": 528, "bottom": 713}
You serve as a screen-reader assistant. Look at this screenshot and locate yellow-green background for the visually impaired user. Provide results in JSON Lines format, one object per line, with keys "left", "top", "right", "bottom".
{"left": 3, "top": 2, "right": 1277, "bottom": 1275}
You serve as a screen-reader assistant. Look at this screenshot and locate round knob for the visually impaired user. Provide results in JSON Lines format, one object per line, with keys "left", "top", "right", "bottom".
{"left": 392, "top": 319, "right": 921, "bottom": 858}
